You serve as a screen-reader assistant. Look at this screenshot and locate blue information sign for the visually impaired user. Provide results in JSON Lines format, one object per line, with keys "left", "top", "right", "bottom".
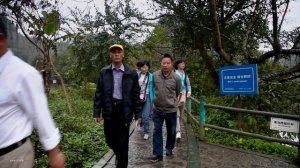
{"left": 219, "top": 64, "right": 258, "bottom": 95}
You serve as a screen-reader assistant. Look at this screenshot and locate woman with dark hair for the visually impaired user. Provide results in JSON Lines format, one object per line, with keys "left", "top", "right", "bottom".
{"left": 137, "top": 60, "right": 154, "bottom": 140}
{"left": 136, "top": 61, "right": 143, "bottom": 72}
{"left": 174, "top": 59, "right": 192, "bottom": 142}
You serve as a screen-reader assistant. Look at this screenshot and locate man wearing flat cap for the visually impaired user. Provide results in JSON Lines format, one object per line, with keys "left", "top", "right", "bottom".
{"left": 93, "top": 44, "right": 141, "bottom": 168}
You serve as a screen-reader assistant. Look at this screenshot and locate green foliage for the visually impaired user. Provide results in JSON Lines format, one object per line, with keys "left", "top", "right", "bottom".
{"left": 42, "top": 10, "right": 60, "bottom": 35}
{"left": 32, "top": 88, "right": 108, "bottom": 168}
{"left": 204, "top": 129, "right": 298, "bottom": 162}
{"left": 68, "top": 32, "right": 113, "bottom": 83}
{"left": 189, "top": 89, "right": 299, "bottom": 162}
{"left": 190, "top": 113, "right": 297, "bottom": 162}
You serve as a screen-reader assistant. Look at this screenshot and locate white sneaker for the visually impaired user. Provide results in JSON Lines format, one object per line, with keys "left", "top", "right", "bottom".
{"left": 176, "top": 132, "right": 181, "bottom": 142}
{"left": 144, "top": 134, "right": 149, "bottom": 140}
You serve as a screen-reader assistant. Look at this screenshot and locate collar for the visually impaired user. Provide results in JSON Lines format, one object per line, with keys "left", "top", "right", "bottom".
{"left": 160, "top": 70, "right": 172, "bottom": 78}
{"left": 0, "top": 49, "right": 13, "bottom": 75}
{"left": 111, "top": 63, "right": 125, "bottom": 72}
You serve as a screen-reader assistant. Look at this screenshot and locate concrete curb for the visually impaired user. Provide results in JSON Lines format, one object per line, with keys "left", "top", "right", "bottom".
{"left": 92, "top": 122, "right": 136, "bottom": 168}
{"left": 183, "top": 115, "right": 200, "bottom": 168}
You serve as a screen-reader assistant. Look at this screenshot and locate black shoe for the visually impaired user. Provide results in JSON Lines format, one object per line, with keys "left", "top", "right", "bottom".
{"left": 150, "top": 155, "right": 163, "bottom": 163}
{"left": 166, "top": 150, "right": 173, "bottom": 156}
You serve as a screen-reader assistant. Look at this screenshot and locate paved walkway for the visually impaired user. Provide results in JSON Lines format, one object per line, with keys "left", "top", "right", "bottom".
{"left": 93, "top": 120, "right": 189, "bottom": 168}
{"left": 198, "top": 141, "right": 299, "bottom": 168}
{"left": 93, "top": 117, "right": 299, "bottom": 168}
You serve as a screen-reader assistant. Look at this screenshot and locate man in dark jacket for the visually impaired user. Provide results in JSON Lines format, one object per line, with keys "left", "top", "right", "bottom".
{"left": 93, "top": 44, "right": 141, "bottom": 168}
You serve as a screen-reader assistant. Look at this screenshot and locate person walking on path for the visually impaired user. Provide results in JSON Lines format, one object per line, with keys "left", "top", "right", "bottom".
{"left": 137, "top": 60, "right": 154, "bottom": 140}
{"left": 93, "top": 44, "right": 142, "bottom": 168}
{"left": 150, "top": 53, "right": 181, "bottom": 162}
{"left": 0, "top": 17, "right": 65, "bottom": 168}
{"left": 174, "top": 59, "right": 192, "bottom": 142}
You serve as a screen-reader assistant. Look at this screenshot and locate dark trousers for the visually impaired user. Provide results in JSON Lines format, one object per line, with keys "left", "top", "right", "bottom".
{"left": 104, "top": 101, "right": 129, "bottom": 168}
{"left": 152, "top": 109, "right": 177, "bottom": 156}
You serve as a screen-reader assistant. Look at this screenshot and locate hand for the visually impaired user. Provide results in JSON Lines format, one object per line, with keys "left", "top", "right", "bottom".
{"left": 48, "top": 146, "right": 65, "bottom": 168}
{"left": 187, "top": 92, "right": 191, "bottom": 98}
{"left": 136, "top": 118, "right": 142, "bottom": 126}
{"left": 177, "top": 92, "right": 182, "bottom": 103}
{"left": 94, "top": 117, "right": 101, "bottom": 124}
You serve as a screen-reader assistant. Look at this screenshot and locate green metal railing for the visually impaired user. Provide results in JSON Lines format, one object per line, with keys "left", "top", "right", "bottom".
{"left": 185, "top": 96, "right": 300, "bottom": 163}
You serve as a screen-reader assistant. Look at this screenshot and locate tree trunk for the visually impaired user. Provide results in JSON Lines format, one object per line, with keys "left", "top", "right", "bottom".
{"left": 208, "top": 0, "right": 240, "bottom": 65}
{"left": 197, "top": 42, "right": 219, "bottom": 86}
{"left": 42, "top": 53, "right": 51, "bottom": 94}
{"left": 50, "top": 49, "right": 73, "bottom": 113}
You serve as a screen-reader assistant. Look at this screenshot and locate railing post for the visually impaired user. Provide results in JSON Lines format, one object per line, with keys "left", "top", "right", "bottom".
{"left": 186, "top": 98, "right": 192, "bottom": 124}
{"left": 237, "top": 95, "right": 242, "bottom": 130}
{"left": 199, "top": 96, "right": 206, "bottom": 141}
{"left": 298, "top": 124, "right": 300, "bottom": 165}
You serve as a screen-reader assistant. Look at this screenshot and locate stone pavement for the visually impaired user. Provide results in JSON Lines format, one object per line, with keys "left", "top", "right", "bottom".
{"left": 93, "top": 120, "right": 189, "bottom": 168}
{"left": 198, "top": 141, "right": 299, "bottom": 168}
{"left": 93, "top": 117, "right": 299, "bottom": 168}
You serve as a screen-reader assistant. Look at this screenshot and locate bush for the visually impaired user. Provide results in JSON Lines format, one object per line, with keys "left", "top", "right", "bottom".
{"left": 205, "top": 129, "right": 298, "bottom": 161}
{"left": 32, "top": 87, "right": 109, "bottom": 168}
{"left": 189, "top": 107, "right": 298, "bottom": 162}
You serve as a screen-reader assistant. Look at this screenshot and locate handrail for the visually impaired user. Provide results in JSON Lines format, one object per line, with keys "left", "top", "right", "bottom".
{"left": 206, "top": 104, "right": 300, "bottom": 120}
{"left": 187, "top": 112, "right": 299, "bottom": 147}
{"left": 190, "top": 97, "right": 300, "bottom": 120}
{"left": 186, "top": 96, "right": 300, "bottom": 162}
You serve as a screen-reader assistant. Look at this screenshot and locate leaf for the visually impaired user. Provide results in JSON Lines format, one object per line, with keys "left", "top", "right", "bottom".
{"left": 43, "top": 11, "right": 60, "bottom": 35}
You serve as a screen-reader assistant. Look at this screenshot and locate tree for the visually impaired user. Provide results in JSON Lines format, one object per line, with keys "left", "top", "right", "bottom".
{"left": 65, "top": 0, "right": 149, "bottom": 82}
{"left": 1, "top": 0, "right": 73, "bottom": 112}
{"left": 143, "top": 0, "right": 300, "bottom": 82}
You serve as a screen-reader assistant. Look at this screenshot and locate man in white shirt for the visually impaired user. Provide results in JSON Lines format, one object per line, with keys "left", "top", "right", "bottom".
{"left": 0, "top": 18, "right": 65, "bottom": 168}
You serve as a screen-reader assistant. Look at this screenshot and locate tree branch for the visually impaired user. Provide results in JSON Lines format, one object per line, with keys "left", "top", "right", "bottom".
{"left": 242, "top": 0, "right": 261, "bottom": 63}
{"left": 220, "top": 1, "right": 254, "bottom": 23}
{"left": 262, "top": 62, "right": 300, "bottom": 80}
{"left": 292, "top": 33, "right": 300, "bottom": 49}
{"left": 278, "top": 0, "right": 290, "bottom": 33}
{"left": 208, "top": 0, "right": 239, "bottom": 65}
{"left": 279, "top": 73, "right": 300, "bottom": 82}
{"left": 252, "top": 49, "right": 300, "bottom": 63}
{"left": 271, "top": 0, "right": 280, "bottom": 52}
{"left": 15, "top": 17, "right": 45, "bottom": 55}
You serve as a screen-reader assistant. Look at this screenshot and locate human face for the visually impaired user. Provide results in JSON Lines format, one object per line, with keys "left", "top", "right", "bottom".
{"left": 109, "top": 48, "right": 124, "bottom": 63}
{"left": 161, "top": 57, "right": 173, "bottom": 73}
{"left": 140, "top": 64, "right": 149, "bottom": 74}
{"left": 177, "top": 62, "right": 185, "bottom": 70}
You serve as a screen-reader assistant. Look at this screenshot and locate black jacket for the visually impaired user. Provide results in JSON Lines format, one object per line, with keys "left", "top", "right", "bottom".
{"left": 93, "top": 64, "right": 141, "bottom": 124}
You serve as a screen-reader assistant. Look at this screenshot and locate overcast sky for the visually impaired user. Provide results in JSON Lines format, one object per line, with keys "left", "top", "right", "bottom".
{"left": 60, "top": 0, "right": 151, "bottom": 19}
{"left": 60, "top": 0, "right": 299, "bottom": 29}
{"left": 59, "top": 0, "right": 300, "bottom": 45}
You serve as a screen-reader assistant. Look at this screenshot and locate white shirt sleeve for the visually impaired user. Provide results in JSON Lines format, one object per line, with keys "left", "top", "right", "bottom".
{"left": 15, "top": 70, "right": 61, "bottom": 151}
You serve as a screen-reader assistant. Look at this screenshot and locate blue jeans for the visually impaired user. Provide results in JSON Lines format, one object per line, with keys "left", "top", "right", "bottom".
{"left": 152, "top": 109, "right": 177, "bottom": 156}
{"left": 141, "top": 94, "right": 151, "bottom": 134}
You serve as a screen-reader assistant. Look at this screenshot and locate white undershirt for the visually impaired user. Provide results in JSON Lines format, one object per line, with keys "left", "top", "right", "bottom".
{"left": 138, "top": 73, "right": 149, "bottom": 95}
{"left": 0, "top": 50, "right": 60, "bottom": 150}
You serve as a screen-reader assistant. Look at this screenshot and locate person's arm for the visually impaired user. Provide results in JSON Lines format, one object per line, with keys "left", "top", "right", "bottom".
{"left": 186, "top": 75, "right": 192, "bottom": 97}
{"left": 93, "top": 70, "right": 103, "bottom": 123}
{"left": 48, "top": 146, "right": 65, "bottom": 168}
{"left": 175, "top": 75, "right": 182, "bottom": 97}
{"left": 132, "top": 71, "right": 142, "bottom": 121}
{"left": 16, "top": 70, "right": 65, "bottom": 168}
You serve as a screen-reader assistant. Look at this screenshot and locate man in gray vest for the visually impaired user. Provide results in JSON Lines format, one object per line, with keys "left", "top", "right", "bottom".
{"left": 150, "top": 53, "right": 181, "bottom": 162}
